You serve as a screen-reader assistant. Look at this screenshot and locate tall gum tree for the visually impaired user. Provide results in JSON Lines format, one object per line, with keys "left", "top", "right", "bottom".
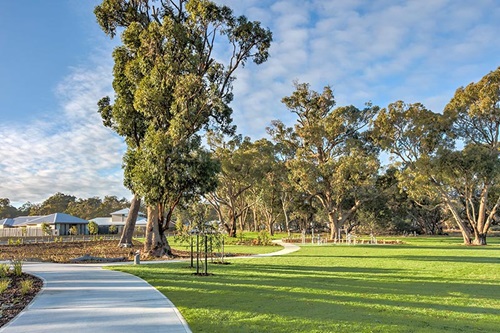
{"left": 271, "top": 83, "right": 380, "bottom": 240}
{"left": 95, "top": 0, "right": 272, "bottom": 256}
{"left": 443, "top": 66, "right": 500, "bottom": 245}
{"left": 372, "top": 100, "right": 494, "bottom": 245}
{"left": 205, "top": 133, "right": 258, "bottom": 237}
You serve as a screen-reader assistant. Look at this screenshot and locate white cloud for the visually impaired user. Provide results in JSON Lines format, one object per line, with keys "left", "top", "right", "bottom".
{"left": 0, "top": 61, "right": 129, "bottom": 206}
{"left": 217, "top": 0, "right": 500, "bottom": 137}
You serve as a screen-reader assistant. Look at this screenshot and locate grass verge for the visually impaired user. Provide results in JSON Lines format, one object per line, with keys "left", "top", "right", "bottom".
{"left": 110, "top": 236, "right": 500, "bottom": 332}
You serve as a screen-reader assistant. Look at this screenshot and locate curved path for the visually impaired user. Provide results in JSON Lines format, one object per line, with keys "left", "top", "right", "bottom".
{"left": 0, "top": 241, "right": 299, "bottom": 333}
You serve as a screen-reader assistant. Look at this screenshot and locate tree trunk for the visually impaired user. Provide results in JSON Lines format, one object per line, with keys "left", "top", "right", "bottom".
{"left": 118, "top": 195, "right": 141, "bottom": 247}
{"left": 282, "top": 202, "right": 290, "bottom": 237}
{"left": 328, "top": 211, "right": 341, "bottom": 240}
{"left": 267, "top": 221, "right": 274, "bottom": 236}
{"left": 443, "top": 197, "right": 472, "bottom": 245}
{"left": 472, "top": 233, "right": 487, "bottom": 245}
{"left": 144, "top": 204, "right": 172, "bottom": 257}
{"left": 252, "top": 208, "right": 258, "bottom": 231}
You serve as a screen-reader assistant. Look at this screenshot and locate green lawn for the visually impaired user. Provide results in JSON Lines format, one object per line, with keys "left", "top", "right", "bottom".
{"left": 111, "top": 237, "right": 500, "bottom": 332}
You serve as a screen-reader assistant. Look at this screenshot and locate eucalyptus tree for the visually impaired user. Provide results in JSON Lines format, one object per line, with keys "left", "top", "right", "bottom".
{"left": 374, "top": 66, "right": 500, "bottom": 245}
{"left": 205, "top": 133, "right": 257, "bottom": 237}
{"left": 250, "top": 139, "right": 283, "bottom": 235}
{"left": 441, "top": 67, "right": 500, "bottom": 244}
{"left": 271, "top": 83, "right": 380, "bottom": 240}
{"left": 95, "top": 0, "right": 272, "bottom": 255}
{"left": 372, "top": 101, "right": 480, "bottom": 243}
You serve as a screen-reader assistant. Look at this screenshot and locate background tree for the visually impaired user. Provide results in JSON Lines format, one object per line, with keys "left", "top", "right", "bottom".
{"left": 271, "top": 82, "right": 379, "bottom": 240}
{"left": 0, "top": 198, "right": 18, "bottom": 219}
{"left": 95, "top": 0, "right": 272, "bottom": 256}
{"left": 66, "top": 197, "right": 103, "bottom": 220}
{"left": 251, "top": 139, "right": 283, "bottom": 235}
{"left": 88, "top": 221, "right": 99, "bottom": 235}
{"left": 206, "top": 134, "right": 257, "bottom": 236}
{"left": 29, "top": 193, "right": 76, "bottom": 216}
{"left": 441, "top": 66, "right": 500, "bottom": 244}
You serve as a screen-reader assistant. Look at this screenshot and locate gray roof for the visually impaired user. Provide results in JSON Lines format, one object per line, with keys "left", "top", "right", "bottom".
{"left": 111, "top": 208, "right": 130, "bottom": 215}
{"left": 110, "top": 208, "right": 146, "bottom": 217}
{"left": 2, "top": 213, "right": 88, "bottom": 227}
{"left": 0, "top": 218, "right": 14, "bottom": 227}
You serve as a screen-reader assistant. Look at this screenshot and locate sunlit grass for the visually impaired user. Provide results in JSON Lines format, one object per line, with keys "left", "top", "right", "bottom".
{"left": 112, "top": 236, "right": 500, "bottom": 332}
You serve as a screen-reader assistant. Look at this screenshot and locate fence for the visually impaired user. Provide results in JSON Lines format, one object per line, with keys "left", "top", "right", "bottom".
{"left": 0, "top": 227, "right": 46, "bottom": 238}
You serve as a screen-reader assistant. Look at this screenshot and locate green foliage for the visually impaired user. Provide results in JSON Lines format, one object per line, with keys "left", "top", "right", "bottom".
{"left": 19, "top": 279, "right": 34, "bottom": 295}
{"left": 108, "top": 225, "right": 118, "bottom": 234}
{"left": 11, "top": 260, "right": 22, "bottom": 277}
{"left": 112, "top": 238, "right": 500, "bottom": 333}
{"left": 68, "top": 226, "right": 78, "bottom": 236}
{"left": 40, "top": 222, "right": 52, "bottom": 236}
{"left": 30, "top": 192, "right": 76, "bottom": 216}
{"left": 88, "top": 221, "right": 99, "bottom": 235}
{"left": 255, "top": 230, "right": 271, "bottom": 245}
{"left": 7, "top": 238, "right": 22, "bottom": 245}
{"left": 0, "top": 263, "right": 10, "bottom": 277}
{"left": 271, "top": 82, "right": 380, "bottom": 239}
{"left": 0, "top": 278, "right": 9, "bottom": 294}
{"left": 0, "top": 197, "right": 19, "bottom": 219}
{"left": 95, "top": 0, "right": 272, "bottom": 254}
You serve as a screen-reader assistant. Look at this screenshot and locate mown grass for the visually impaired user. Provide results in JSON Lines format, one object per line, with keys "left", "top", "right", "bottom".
{"left": 111, "top": 236, "right": 500, "bottom": 332}
{"left": 164, "top": 234, "right": 283, "bottom": 255}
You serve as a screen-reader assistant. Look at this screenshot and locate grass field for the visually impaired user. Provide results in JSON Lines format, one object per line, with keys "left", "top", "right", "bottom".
{"left": 111, "top": 237, "right": 500, "bottom": 333}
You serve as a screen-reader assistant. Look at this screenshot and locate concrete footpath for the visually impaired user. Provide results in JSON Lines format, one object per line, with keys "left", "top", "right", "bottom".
{"left": 0, "top": 241, "right": 299, "bottom": 333}
{"left": 0, "top": 263, "right": 192, "bottom": 333}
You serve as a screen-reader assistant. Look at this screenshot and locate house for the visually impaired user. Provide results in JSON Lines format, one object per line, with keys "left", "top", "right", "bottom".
{"left": 0, "top": 213, "right": 89, "bottom": 236}
{"left": 90, "top": 208, "right": 147, "bottom": 234}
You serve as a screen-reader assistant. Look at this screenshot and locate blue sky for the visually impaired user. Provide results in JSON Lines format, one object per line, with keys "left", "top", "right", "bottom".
{"left": 1, "top": 0, "right": 500, "bottom": 206}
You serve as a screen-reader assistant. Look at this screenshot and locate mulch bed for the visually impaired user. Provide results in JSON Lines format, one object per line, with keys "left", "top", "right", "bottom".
{"left": 0, "top": 273, "right": 43, "bottom": 328}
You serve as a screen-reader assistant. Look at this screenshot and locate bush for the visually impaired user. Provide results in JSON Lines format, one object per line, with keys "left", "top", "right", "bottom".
{"left": 88, "top": 221, "right": 99, "bottom": 235}
{"left": 108, "top": 225, "right": 118, "bottom": 234}
{"left": 41, "top": 222, "right": 52, "bottom": 236}
{"left": 0, "top": 278, "right": 10, "bottom": 293}
{"left": 0, "top": 264, "right": 10, "bottom": 278}
{"left": 11, "top": 260, "right": 23, "bottom": 277}
{"left": 255, "top": 230, "right": 271, "bottom": 246}
{"left": 20, "top": 279, "right": 34, "bottom": 295}
{"left": 68, "top": 225, "right": 78, "bottom": 236}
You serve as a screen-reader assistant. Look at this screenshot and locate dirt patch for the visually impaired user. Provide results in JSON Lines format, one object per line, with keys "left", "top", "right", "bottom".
{"left": 0, "top": 273, "right": 43, "bottom": 328}
{"left": 0, "top": 240, "right": 194, "bottom": 263}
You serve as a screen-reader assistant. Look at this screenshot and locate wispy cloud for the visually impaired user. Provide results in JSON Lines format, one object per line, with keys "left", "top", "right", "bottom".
{"left": 219, "top": 0, "right": 500, "bottom": 139}
{"left": 0, "top": 61, "right": 128, "bottom": 205}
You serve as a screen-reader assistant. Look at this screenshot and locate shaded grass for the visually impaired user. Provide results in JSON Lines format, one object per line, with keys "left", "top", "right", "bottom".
{"left": 166, "top": 237, "right": 282, "bottom": 255}
{"left": 111, "top": 237, "right": 500, "bottom": 332}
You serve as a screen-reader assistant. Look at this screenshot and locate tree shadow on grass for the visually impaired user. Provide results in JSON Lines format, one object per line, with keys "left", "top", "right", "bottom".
{"left": 139, "top": 263, "right": 500, "bottom": 333}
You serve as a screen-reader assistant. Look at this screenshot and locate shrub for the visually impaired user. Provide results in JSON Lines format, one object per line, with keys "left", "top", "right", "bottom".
{"left": 20, "top": 279, "right": 34, "bottom": 295}
{"left": 88, "top": 221, "right": 99, "bottom": 235}
{"left": 69, "top": 225, "right": 78, "bottom": 235}
{"left": 0, "top": 278, "right": 10, "bottom": 294}
{"left": 0, "top": 263, "right": 10, "bottom": 277}
{"left": 108, "top": 225, "right": 118, "bottom": 234}
{"left": 11, "top": 260, "right": 23, "bottom": 277}
{"left": 41, "top": 222, "right": 52, "bottom": 236}
{"left": 256, "top": 230, "right": 271, "bottom": 245}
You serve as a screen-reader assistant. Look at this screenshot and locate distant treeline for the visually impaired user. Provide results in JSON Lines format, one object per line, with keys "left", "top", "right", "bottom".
{"left": 0, "top": 193, "right": 130, "bottom": 220}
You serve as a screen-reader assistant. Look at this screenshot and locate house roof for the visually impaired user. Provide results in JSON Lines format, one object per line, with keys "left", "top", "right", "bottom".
{"left": 111, "top": 208, "right": 130, "bottom": 215}
{"left": 90, "top": 217, "right": 112, "bottom": 225}
{"left": 110, "top": 208, "right": 146, "bottom": 217}
{"left": 0, "top": 218, "right": 14, "bottom": 227}
{"left": 2, "top": 213, "right": 88, "bottom": 227}
{"left": 33, "top": 213, "right": 88, "bottom": 224}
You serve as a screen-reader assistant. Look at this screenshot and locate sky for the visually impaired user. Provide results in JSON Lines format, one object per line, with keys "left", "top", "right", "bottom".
{"left": 1, "top": 0, "right": 500, "bottom": 207}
